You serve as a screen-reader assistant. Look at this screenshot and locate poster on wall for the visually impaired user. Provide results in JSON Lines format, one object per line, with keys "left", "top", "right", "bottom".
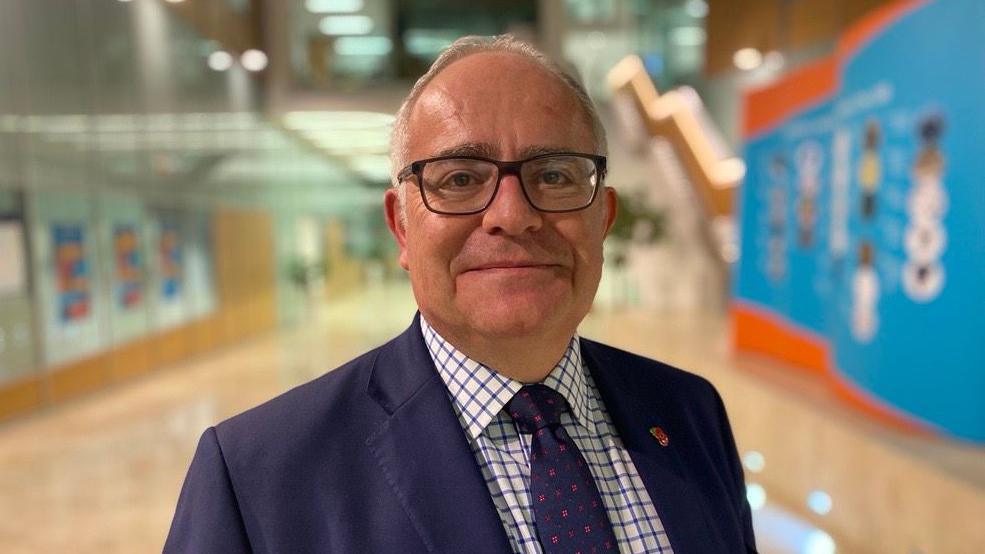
{"left": 159, "top": 222, "right": 183, "bottom": 300}
{"left": 113, "top": 224, "right": 143, "bottom": 309}
{"left": 0, "top": 221, "right": 27, "bottom": 296}
{"left": 734, "top": 0, "right": 985, "bottom": 442}
{"left": 53, "top": 224, "right": 91, "bottom": 323}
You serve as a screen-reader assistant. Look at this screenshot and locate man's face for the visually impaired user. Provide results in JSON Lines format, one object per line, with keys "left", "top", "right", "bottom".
{"left": 385, "top": 52, "right": 616, "bottom": 347}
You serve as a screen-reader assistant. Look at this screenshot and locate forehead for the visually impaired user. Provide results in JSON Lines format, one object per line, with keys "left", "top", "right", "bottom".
{"left": 406, "top": 52, "right": 594, "bottom": 159}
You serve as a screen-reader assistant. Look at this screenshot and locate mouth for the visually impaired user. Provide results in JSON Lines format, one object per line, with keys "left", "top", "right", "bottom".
{"left": 462, "top": 261, "right": 561, "bottom": 273}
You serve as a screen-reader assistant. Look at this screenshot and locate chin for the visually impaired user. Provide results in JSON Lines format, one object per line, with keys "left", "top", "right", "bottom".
{"left": 466, "top": 295, "right": 575, "bottom": 339}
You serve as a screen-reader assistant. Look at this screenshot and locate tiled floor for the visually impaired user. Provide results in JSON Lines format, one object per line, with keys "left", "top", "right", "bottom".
{"left": 0, "top": 281, "right": 852, "bottom": 553}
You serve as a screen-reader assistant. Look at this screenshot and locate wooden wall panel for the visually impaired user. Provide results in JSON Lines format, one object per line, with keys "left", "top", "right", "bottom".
{"left": 48, "top": 352, "right": 111, "bottom": 403}
{"left": 152, "top": 325, "right": 192, "bottom": 369}
{"left": 323, "top": 219, "right": 363, "bottom": 298}
{"left": 189, "top": 313, "right": 222, "bottom": 355}
{"left": 108, "top": 335, "right": 153, "bottom": 381}
{"left": 706, "top": 0, "right": 783, "bottom": 75}
{"left": 706, "top": 0, "right": 895, "bottom": 75}
{"left": 0, "top": 375, "right": 42, "bottom": 421}
{"left": 786, "top": 0, "right": 843, "bottom": 50}
{"left": 220, "top": 305, "right": 244, "bottom": 343}
{"left": 213, "top": 207, "right": 277, "bottom": 342}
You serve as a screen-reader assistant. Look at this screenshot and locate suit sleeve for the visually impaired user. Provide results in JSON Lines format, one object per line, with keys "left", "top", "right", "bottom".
{"left": 712, "top": 388, "right": 757, "bottom": 553}
{"left": 164, "top": 427, "right": 253, "bottom": 553}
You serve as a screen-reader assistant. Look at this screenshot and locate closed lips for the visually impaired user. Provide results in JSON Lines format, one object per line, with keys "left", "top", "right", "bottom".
{"left": 466, "top": 261, "right": 559, "bottom": 271}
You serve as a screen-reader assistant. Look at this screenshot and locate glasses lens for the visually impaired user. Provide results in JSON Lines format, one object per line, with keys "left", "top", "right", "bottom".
{"left": 520, "top": 155, "right": 599, "bottom": 211}
{"left": 421, "top": 158, "right": 498, "bottom": 213}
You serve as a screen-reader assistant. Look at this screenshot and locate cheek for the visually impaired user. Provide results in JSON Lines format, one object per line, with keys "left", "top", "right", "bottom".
{"left": 577, "top": 242, "right": 606, "bottom": 284}
{"left": 560, "top": 218, "right": 607, "bottom": 269}
{"left": 406, "top": 218, "right": 468, "bottom": 278}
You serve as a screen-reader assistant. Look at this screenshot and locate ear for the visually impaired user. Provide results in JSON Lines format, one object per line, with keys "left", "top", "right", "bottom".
{"left": 384, "top": 188, "right": 410, "bottom": 271}
{"left": 601, "top": 186, "right": 618, "bottom": 238}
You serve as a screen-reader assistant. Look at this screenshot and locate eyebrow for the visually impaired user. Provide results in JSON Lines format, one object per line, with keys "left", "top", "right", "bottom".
{"left": 433, "top": 143, "right": 578, "bottom": 160}
{"left": 434, "top": 142, "right": 497, "bottom": 158}
{"left": 518, "top": 145, "right": 574, "bottom": 159}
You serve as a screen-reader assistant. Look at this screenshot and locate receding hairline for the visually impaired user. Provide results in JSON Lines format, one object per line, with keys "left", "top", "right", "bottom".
{"left": 390, "top": 35, "right": 607, "bottom": 187}
{"left": 404, "top": 53, "right": 596, "bottom": 155}
{"left": 405, "top": 49, "right": 585, "bottom": 123}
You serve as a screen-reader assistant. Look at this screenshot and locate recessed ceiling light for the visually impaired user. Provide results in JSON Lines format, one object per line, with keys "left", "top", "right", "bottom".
{"left": 668, "top": 26, "right": 706, "bottom": 47}
{"left": 319, "top": 15, "right": 374, "bottom": 36}
{"left": 241, "top": 49, "right": 268, "bottom": 72}
{"left": 334, "top": 36, "right": 393, "bottom": 57}
{"left": 685, "top": 0, "right": 709, "bottom": 18}
{"left": 282, "top": 111, "right": 394, "bottom": 131}
{"left": 764, "top": 50, "right": 785, "bottom": 71}
{"left": 733, "top": 47, "right": 763, "bottom": 71}
{"left": 306, "top": 0, "right": 363, "bottom": 13}
{"left": 208, "top": 51, "right": 234, "bottom": 72}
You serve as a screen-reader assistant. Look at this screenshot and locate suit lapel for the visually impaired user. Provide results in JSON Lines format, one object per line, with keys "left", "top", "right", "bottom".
{"left": 581, "top": 340, "right": 723, "bottom": 554}
{"left": 365, "top": 315, "right": 512, "bottom": 554}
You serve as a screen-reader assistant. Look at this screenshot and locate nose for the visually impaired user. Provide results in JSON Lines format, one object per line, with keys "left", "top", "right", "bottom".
{"left": 481, "top": 174, "right": 542, "bottom": 235}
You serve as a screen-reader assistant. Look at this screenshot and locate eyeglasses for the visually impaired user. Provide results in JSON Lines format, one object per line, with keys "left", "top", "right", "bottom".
{"left": 397, "top": 153, "right": 607, "bottom": 215}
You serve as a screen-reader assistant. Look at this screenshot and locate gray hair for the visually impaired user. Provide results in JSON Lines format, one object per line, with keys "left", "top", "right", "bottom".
{"left": 389, "top": 34, "right": 608, "bottom": 189}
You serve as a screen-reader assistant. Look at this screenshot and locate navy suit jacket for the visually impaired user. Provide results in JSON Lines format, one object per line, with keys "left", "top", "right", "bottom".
{"left": 165, "top": 315, "right": 756, "bottom": 553}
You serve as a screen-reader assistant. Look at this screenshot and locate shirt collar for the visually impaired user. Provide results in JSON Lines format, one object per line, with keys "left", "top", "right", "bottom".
{"left": 420, "top": 316, "right": 597, "bottom": 440}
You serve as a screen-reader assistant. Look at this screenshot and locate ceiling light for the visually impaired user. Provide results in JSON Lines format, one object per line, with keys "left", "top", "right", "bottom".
{"left": 349, "top": 155, "right": 392, "bottom": 182}
{"left": 733, "top": 47, "right": 763, "bottom": 71}
{"left": 334, "top": 36, "right": 392, "bottom": 57}
{"left": 764, "top": 50, "right": 785, "bottom": 71}
{"left": 319, "top": 15, "right": 374, "bottom": 36}
{"left": 306, "top": 130, "right": 389, "bottom": 150}
{"left": 208, "top": 51, "right": 234, "bottom": 71}
{"left": 305, "top": 0, "right": 363, "bottom": 13}
{"left": 282, "top": 111, "right": 394, "bottom": 131}
{"left": 685, "top": 0, "right": 709, "bottom": 18}
{"left": 241, "top": 49, "right": 268, "bottom": 72}
{"left": 668, "top": 26, "right": 706, "bottom": 47}
{"left": 404, "top": 29, "right": 457, "bottom": 57}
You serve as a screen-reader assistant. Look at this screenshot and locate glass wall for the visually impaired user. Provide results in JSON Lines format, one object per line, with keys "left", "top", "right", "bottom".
{"left": 0, "top": 0, "right": 256, "bottom": 380}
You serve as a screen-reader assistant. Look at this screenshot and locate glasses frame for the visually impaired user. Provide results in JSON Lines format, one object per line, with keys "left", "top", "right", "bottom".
{"left": 397, "top": 152, "right": 607, "bottom": 215}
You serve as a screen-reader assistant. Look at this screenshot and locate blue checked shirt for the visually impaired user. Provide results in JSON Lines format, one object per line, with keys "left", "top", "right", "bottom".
{"left": 421, "top": 317, "right": 674, "bottom": 554}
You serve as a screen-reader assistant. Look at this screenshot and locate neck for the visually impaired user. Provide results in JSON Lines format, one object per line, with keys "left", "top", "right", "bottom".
{"left": 425, "top": 318, "right": 573, "bottom": 383}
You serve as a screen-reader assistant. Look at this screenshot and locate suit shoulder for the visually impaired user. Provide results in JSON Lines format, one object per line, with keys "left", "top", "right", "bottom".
{"left": 581, "top": 338, "right": 734, "bottom": 458}
{"left": 580, "top": 337, "right": 718, "bottom": 397}
{"left": 212, "top": 339, "right": 389, "bottom": 452}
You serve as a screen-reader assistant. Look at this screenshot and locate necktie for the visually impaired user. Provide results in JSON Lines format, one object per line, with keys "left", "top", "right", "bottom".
{"left": 507, "top": 384, "right": 618, "bottom": 553}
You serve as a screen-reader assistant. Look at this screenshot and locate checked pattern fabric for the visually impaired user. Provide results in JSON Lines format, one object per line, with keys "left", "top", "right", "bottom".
{"left": 421, "top": 316, "right": 674, "bottom": 553}
{"left": 507, "top": 384, "right": 617, "bottom": 554}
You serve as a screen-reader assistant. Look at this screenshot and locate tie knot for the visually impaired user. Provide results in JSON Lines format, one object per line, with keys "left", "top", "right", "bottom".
{"left": 506, "top": 384, "right": 567, "bottom": 433}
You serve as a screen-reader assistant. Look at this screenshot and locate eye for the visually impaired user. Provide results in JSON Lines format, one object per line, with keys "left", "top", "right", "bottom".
{"left": 536, "top": 169, "right": 574, "bottom": 186}
{"left": 433, "top": 170, "right": 486, "bottom": 192}
{"left": 541, "top": 170, "right": 566, "bottom": 185}
{"left": 450, "top": 172, "right": 474, "bottom": 187}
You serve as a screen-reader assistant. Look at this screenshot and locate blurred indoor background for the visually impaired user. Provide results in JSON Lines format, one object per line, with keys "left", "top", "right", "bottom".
{"left": 0, "top": 0, "right": 982, "bottom": 552}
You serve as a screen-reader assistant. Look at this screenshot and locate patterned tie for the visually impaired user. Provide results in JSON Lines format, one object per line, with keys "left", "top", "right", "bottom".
{"left": 507, "top": 384, "right": 618, "bottom": 554}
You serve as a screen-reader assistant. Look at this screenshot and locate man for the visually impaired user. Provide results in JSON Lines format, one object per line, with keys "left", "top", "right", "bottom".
{"left": 166, "top": 35, "right": 755, "bottom": 553}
